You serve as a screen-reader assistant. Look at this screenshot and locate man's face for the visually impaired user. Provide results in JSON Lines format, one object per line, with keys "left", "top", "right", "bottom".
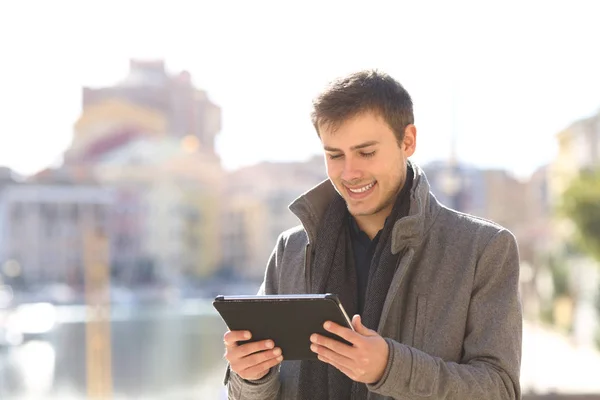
{"left": 319, "top": 111, "right": 416, "bottom": 219}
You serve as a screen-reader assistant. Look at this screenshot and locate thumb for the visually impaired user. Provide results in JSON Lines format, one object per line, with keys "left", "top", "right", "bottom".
{"left": 352, "top": 314, "right": 376, "bottom": 336}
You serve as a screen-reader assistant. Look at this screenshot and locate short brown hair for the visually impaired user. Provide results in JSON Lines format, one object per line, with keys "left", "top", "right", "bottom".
{"left": 311, "top": 69, "right": 414, "bottom": 144}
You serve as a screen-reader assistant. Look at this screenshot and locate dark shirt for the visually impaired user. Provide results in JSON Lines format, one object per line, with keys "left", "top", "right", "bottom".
{"left": 348, "top": 216, "right": 382, "bottom": 315}
{"left": 347, "top": 166, "right": 414, "bottom": 315}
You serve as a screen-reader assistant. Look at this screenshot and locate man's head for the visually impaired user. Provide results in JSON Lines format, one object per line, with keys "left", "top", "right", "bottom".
{"left": 311, "top": 69, "right": 414, "bottom": 146}
{"left": 311, "top": 70, "right": 417, "bottom": 225}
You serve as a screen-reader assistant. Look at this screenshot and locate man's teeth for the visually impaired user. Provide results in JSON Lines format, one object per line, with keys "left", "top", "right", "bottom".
{"left": 349, "top": 182, "right": 375, "bottom": 193}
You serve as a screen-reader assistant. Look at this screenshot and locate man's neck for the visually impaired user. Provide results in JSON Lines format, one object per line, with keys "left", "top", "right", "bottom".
{"left": 351, "top": 164, "right": 413, "bottom": 240}
{"left": 354, "top": 205, "right": 393, "bottom": 240}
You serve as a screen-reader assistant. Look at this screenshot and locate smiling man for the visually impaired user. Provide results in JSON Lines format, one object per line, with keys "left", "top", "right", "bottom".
{"left": 223, "top": 70, "right": 522, "bottom": 400}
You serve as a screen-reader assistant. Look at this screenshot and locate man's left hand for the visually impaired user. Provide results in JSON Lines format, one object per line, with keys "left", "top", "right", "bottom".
{"left": 310, "top": 314, "right": 389, "bottom": 384}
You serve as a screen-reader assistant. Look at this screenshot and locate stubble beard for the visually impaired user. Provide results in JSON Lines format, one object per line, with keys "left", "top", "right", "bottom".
{"left": 345, "top": 181, "right": 403, "bottom": 218}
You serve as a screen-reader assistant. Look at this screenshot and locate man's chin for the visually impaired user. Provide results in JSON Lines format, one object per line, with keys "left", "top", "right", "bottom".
{"left": 346, "top": 204, "right": 377, "bottom": 217}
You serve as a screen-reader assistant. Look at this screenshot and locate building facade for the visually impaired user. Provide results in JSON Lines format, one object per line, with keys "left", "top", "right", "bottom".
{"left": 15, "top": 59, "right": 226, "bottom": 288}
{"left": 0, "top": 181, "right": 113, "bottom": 288}
{"left": 220, "top": 156, "right": 326, "bottom": 280}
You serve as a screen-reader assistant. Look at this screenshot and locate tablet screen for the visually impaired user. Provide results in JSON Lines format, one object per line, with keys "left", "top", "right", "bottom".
{"left": 213, "top": 293, "right": 354, "bottom": 360}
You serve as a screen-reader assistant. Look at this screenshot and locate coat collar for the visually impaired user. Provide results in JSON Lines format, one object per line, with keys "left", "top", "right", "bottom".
{"left": 288, "top": 160, "right": 442, "bottom": 253}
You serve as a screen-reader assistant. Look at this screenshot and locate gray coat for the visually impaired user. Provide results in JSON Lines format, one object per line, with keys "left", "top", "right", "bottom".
{"left": 226, "top": 161, "right": 522, "bottom": 399}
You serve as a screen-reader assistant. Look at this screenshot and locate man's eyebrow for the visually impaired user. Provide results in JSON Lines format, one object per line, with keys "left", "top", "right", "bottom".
{"left": 323, "top": 141, "right": 379, "bottom": 152}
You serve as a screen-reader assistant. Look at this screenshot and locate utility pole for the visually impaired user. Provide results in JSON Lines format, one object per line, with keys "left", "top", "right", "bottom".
{"left": 84, "top": 218, "right": 113, "bottom": 399}
{"left": 440, "top": 79, "right": 462, "bottom": 211}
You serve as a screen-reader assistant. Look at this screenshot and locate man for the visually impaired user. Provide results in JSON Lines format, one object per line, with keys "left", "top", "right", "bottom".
{"left": 223, "top": 70, "right": 522, "bottom": 399}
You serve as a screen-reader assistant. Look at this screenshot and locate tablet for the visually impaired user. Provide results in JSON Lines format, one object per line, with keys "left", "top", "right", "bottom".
{"left": 213, "top": 293, "right": 354, "bottom": 360}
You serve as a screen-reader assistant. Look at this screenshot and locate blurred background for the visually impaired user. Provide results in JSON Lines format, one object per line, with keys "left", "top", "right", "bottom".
{"left": 1, "top": 0, "right": 600, "bottom": 399}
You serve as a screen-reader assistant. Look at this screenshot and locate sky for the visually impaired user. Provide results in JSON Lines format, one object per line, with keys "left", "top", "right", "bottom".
{"left": 1, "top": 0, "right": 600, "bottom": 179}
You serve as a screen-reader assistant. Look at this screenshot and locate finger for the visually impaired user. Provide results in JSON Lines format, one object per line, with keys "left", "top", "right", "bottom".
{"left": 311, "top": 333, "right": 355, "bottom": 358}
{"left": 224, "top": 330, "right": 252, "bottom": 347}
{"left": 323, "top": 321, "right": 362, "bottom": 345}
{"left": 238, "top": 347, "right": 283, "bottom": 371}
{"left": 239, "top": 353, "right": 284, "bottom": 380}
{"left": 228, "top": 339, "right": 275, "bottom": 360}
{"left": 310, "top": 343, "right": 353, "bottom": 371}
{"left": 352, "top": 315, "right": 377, "bottom": 336}
{"left": 317, "top": 353, "right": 360, "bottom": 382}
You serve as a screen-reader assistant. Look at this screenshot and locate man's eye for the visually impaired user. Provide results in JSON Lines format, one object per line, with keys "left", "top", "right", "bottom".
{"left": 361, "top": 151, "right": 376, "bottom": 158}
{"left": 328, "top": 154, "right": 343, "bottom": 160}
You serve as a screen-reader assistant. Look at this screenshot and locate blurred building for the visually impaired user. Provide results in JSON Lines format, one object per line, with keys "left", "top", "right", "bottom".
{"left": 221, "top": 156, "right": 326, "bottom": 280}
{"left": 0, "top": 167, "right": 22, "bottom": 183}
{"left": 478, "top": 169, "right": 529, "bottom": 231}
{"left": 548, "top": 110, "right": 600, "bottom": 244}
{"left": 519, "top": 165, "right": 553, "bottom": 259}
{"left": 547, "top": 108, "right": 600, "bottom": 262}
{"left": 105, "top": 183, "right": 147, "bottom": 284}
{"left": 0, "top": 173, "right": 113, "bottom": 288}
{"left": 424, "top": 161, "right": 551, "bottom": 264}
{"left": 91, "top": 136, "right": 224, "bottom": 284}
{"left": 25, "top": 59, "right": 226, "bottom": 287}
{"left": 422, "top": 161, "right": 486, "bottom": 214}
{"left": 545, "top": 110, "right": 600, "bottom": 346}
{"left": 65, "top": 59, "right": 221, "bottom": 165}
{"left": 221, "top": 194, "right": 269, "bottom": 280}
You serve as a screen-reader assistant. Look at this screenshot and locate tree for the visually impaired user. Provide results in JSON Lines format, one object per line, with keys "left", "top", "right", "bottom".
{"left": 561, "top": 167, "right": 600, "bottom": 349}
{"left": 561, "top": 167, "right": 600, "bottom": 263}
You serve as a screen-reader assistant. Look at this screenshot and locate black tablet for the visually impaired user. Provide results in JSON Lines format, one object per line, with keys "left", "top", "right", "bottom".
{"left": 213, "top": 293, "right": 355, "bottom": 360}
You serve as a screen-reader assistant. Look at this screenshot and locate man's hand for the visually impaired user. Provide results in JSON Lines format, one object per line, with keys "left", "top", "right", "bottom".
{"left": 310, "top": 314, "right": 389, "bottom": 384}
{"left": 224, "top": 330, "right": 284, "bottom": 381}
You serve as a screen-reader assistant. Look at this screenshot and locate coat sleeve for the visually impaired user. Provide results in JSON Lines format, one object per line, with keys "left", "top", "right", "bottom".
{"left": 224, "top": 233, "right": 287, "bottom": 399}
{"left": 367, "top": 229, "right": 522, "bottom": 399}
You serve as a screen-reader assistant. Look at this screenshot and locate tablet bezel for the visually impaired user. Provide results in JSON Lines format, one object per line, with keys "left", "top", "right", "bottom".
{"left": 213, "top": 293, "right": 355, "bottom": 360}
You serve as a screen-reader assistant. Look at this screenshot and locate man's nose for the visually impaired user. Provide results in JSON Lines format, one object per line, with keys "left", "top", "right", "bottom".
{"left": 341, "top": 157, "right": 361, "bottom": 183}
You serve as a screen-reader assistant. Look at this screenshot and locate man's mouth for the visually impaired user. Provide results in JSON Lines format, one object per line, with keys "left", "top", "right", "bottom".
{"left": 344, "top": 181, "right": 377, "bottom": 199}
{"left": 347, "top": 181, "right": 376, "bottom": 193}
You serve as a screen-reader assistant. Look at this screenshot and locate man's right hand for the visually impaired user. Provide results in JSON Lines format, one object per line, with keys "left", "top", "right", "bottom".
{"left": 224, "top": 330, "right": 284, "bottom": 381}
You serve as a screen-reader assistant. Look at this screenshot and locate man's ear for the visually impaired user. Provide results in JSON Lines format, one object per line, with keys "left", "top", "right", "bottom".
{"left": 402, "top": 124, "right": 417, "bottom": 156}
